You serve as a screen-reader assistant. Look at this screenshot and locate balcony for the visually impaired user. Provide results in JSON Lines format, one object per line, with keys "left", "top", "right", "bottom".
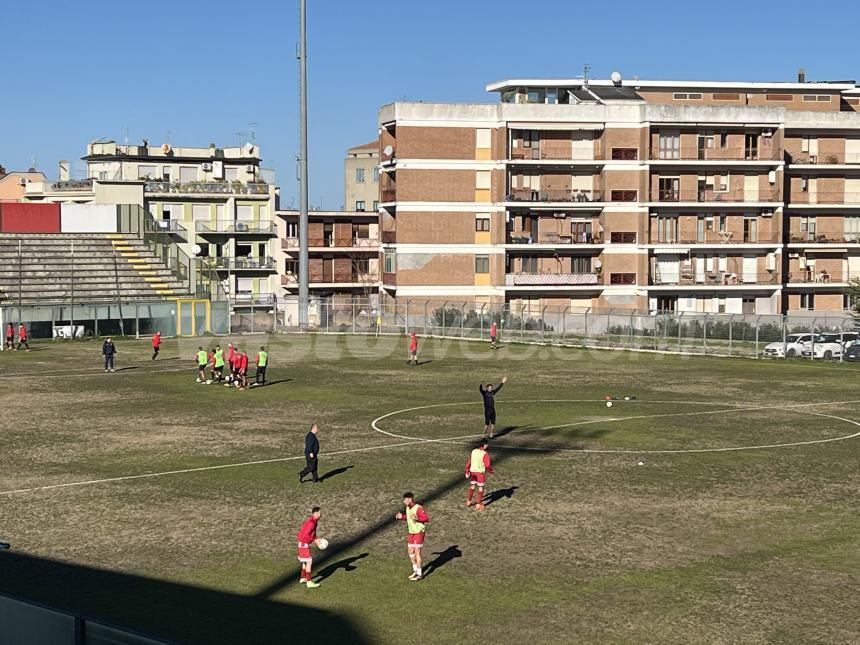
{"left": 650, "top": 272, "right": 779, "bottom": 286}
{"left": 232, "top": 292, "right": 276, "bottom": 306}
{"left": 788, "top": 152, "right": 860, "bottom": 165}
{"left": 506, "top": 189, "right": 602, "bottom": 203}
{"left": 788, "top": 232, "right": 860, "bottom": 244}
{"left": 786, "top": 270, "right": 860, "bottom": 284}
{"left": 381, "top": 189, "right": 397, "bottom": 202}
{"left": 281, "top": 236, "right": 379, "bottom": 250}
{"left": 651, "top": 189, "right": 780, "bottom": 203}
{"left": 196, "top": 220, "right": 275, "bottom": 235}
{"left": 651, "top": 231, "right": 781, "bottom": 245}
{"left": 50, "top": 178, "right": 94, "bottom": 191}
{"left": 144, "top": 181, "right": 270, "bottom": 195}
{"left": 206, "top": 256, "right": 275, "bottom": 271}
{"left": 789, "top": 192, "right": 860, "bottom": 205}
{"left": 649, "top": 148, "right": 777, "bottom": 161}
{"left": 509, "top": 148, "right": 603, "bottom": 162}
{"left": 508, "top": 232, "right": 604, "bottom": 245}
{"left": 505, "top": 273, "right": 600, "bottom": 286}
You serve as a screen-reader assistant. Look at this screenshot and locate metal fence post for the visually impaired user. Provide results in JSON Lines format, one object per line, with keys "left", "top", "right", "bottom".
{"left": 782, "top": 314, "right": 787, "bottom": 359}
{"left": 352, "top": 300, "right": 356, "bottom": 334}
{"left": 460, "top": 303, "right": 466, "bottom": 339}
{"left": 561, "top": 306, "right": 569, "bottom": 341}
{"left": 520, "top": 305, "right": 525, "bottom": 341}
{"left": 423, "top": 301, "right": 428, "bottom": 336}
{"left": 584, "top": 307, "right": 590, "bottom": 340}
{"left": 703, "top": 313, "right": 708, "bottom": 353}
{"left": 653, "top": 310, "right": 659, "bottom": 350}
{"left": 728, "top": 314, "right": 733, "bottom": 356}
{"left": 405, "top": 298, "right": 410, "bottom": 333}
{"left": 677, "top": 312, "right": 683, "bottom": 352}
{"left": 754, "top": 315, "right": 761, "bottom": 358}
{"left": 480, "top": 303, "right": 486, "bottom": 340}
{"left": 629, "top": 310, "right": 635, "bottom": 348}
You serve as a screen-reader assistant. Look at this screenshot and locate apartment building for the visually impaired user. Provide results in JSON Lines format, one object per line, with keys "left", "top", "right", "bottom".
{"left": 24, "top": 141, "right": 278, "bottom": 304}
{"left": 276, "top": 209, "right": 379, "bottom": 300}
{"left": 378, "top": 74, "right": 860, "bottom": 313}
{"left": 0, "top": 168, "right": 46, "bottom": 202}
{"left": 345, "top": 141, "right": 380, "bottom": 212}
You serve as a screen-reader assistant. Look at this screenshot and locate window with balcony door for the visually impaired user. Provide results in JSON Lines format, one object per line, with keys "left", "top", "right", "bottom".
{"left": 743, "top": 216, "right": 758, "bottom": 243}
{"left": 658, "top": 132, "right": 680, "bottom": 160}
{"left": 845, "top": 216, "right": 860, "bottom": 242}
{"left": 800, "top": 216, "right": 816, "bottom": 241}
{"left": 570, "top": 257, "right": 590, "bottom": 274}
{"left": 355, "top": 201, "right": 365, "bottom": 212}
{"left": 656, "top": 216, "right": 678, "bottom": 243}
{"left": 353, "top": 257, "right": 370, "bottom": 276}
{"left": 179, "top": 166, "right": 197, "bottom": 183}
{"left": 571, "top": 221, "right": 593, "bottom": 243}
{"left": 355, "top": 168, "right": 365, "bottom": 183}
{"left": 383, "top": 253, "right": 396, "bottom": 273}
{"left": 138, "top": 165, "right": 157, "bottom": 180}
{"left": 162, "top": 166, "right": 172, "bottom": 181}
{"left": 225, "top": 167, "right": 239, "bottom": 182}
{"left": 520, "top": 257, "right": 538, "bottom": 273}
{"left": 285, "top": 222, "right": 298, "bottom": 237}
{"left": 800, "top": 293, "right": 815, "bottom": 311}
{"left": 697, "top": 216, "right": 714, "bottom": 243}
{"left": 659, "top": 177, "right": 680, "bottom": 201}
{"left": 285, "top": 259, "right": 298, "bottom": 275}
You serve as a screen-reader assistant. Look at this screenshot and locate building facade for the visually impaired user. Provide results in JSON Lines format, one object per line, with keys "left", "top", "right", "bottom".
{"left": 345, "top": 141, "right": 380, "bottom": 212}
{"left": 378, "top": 75, "right": 860, "bottom": 313}
{"left": 24, "top": 141, "right": 278, "bottom": 305}
{"left": 276, "top": 209, "right": 379, "bottom": 300}
{"left": 0, "top": 168, "right": 46, "bottom": 202}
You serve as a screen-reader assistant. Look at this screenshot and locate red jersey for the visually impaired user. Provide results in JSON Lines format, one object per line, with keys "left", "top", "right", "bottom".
{"left": 152, "top": 333, "right": 161, "bottom": 348}
{"left": 409, "top": 334, "right": 418, "bottom": 351}
{"left": 226, "top": 346, "right": 235, "bottom": 363}
{"left": 490, "top": 322, "right": 497, "bottom": 336}
{"left": 239, "top": 354, "right": 248, "bottom": 370}
{"left": 466, "top": 449, "right": 494, "bottom": 475}
{"left": 231, "top": 353, "right": 241, "bottom": 369}
{"left": 297, "top": 516, "right": 319, "bottom": 544}
{"left": 18, "top": 325, "right": 27, "bottom": 340}
{"left": 5, "top": 325, "right": 12, "bottom": 338}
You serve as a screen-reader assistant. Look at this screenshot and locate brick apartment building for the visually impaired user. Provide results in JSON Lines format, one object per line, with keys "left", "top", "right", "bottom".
{"left": 377, "top": 73, "right": 860, "bottom": 314}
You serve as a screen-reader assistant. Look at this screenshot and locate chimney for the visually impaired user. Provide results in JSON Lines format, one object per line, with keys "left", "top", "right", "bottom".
{"left": 58, "top": 160, "right": 70, "bottom": 182}
{"left": 0, "top": 164, "right": 6, "bottom": 177}
{"left": 798, "top": 68, "right": 806, "bottom": 83}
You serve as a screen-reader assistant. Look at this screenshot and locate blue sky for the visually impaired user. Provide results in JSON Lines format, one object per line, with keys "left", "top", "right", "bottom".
{"left": 1, "top": 0, "right": 858, "bottom": 209}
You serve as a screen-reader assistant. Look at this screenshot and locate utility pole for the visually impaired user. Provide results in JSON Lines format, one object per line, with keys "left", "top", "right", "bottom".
{"left": 297, "top": 0, "right": 309, "bottom": 329}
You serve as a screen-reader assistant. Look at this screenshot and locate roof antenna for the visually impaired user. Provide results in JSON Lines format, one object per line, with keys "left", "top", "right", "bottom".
{"left": 583, "top": 63, "right": 591, "bottom": 90}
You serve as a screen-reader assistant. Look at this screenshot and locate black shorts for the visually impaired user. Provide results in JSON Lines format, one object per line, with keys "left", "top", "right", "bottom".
{"left": 5, "top": 337, "right": 12, "bottom": 343}
{"left": 198, "top": 364, "right": 207, "bottom": 370}
{"left": 214, "top": 366, "right": 223, "bottom": 373}
{"left": 484, "top": 410, "right": 496, "bottom": 425}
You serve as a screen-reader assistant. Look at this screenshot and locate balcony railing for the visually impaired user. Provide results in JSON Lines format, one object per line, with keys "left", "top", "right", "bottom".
{"left": 506, "top": 189, "right": 603, "bottom": 203}
{"left": 651, "top": 189, "right": 779, "bottom": 202}
{"left": 232, "top": 292, "right": 277, "bottom": 305}
{"left": 51, "top": 178, "right": 93, "bottom": 191}
{"left": 196, "top": 220, "right": 275, "bottom": 234}
{"left": 651, "top": 271, "right": 779, "bottom": 286}
{"left": 206, "top": 256, "right": 275, "bottom": 271}
{"left": 788, "top": 152, "right": 860, "bottom": 165}
{"left": 152, "top": 219, "right": 188, "bottom": 234}
{"left": 281, "top": 236, "right": 379, "bottom": 249}
{"left": 649, "top": 148, "right": 776, "bottom": 161}
{"left": 790, "top": 192, "right": 860, "bottom": 205}
{"left": 145, "top": 181, "right": 269, "bottom": 195}
{"left": 651, "top": 231, "right": 780, "bottom": 245}
{"left": 509, "top": 148, "right": 602, "bottom": 161}
{"left": 505, "top": 273, "right": 600, "bottom": 286}
{"left": 281, "top": 274, "right": 298, "bottom": 285}
{"left": 788, "top": 232, "right": 860, "bottom": 244}
{"left": 382, "top": 272, "right": 397, "bottom": 285}
{"left": 786, "top": 270, "right": 860, "bottom": 284}
{"left": 508, "top": 232, "right": 604, "bottom": 245}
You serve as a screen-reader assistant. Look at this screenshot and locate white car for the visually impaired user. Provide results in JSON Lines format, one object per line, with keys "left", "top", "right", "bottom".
{"left": 801, "top": 332, "right": 859, "bottom": 359}
{"left": 762, "top": 333, "right": 823, "bottom": 358}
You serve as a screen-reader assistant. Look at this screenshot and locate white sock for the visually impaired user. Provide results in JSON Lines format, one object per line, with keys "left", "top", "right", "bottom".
{"left": 416, "top": 566, "right": 422, "bottom": 576}
{"left": 412, "top": 564, "right": 418, "bottom": 574}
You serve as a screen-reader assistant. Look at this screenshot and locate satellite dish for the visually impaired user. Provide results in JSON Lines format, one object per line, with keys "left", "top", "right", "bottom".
{"left": 593, "top": 259, "right": 603, "bottom": 269}
{"left": 382, "top": 145, "right": 394, "bottom": 156}
{"left": 610, "top": 71, "right": 622, "bottom": 85}
{"left": 161, "top": 143, "right": 171, "bottom": 154}
{"left": 192, "top": 244, "right": 202, "bottom": 256}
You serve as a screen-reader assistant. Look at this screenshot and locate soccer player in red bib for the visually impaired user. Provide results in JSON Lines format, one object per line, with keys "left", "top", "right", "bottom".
{"left": 151, "top": 331, "right": 161, "bottom": 360}
{"left": 238, "top": 350, "right": 249, "bottom": 390}
{"left": 489, "top": 321, "right": 498, "bottom": 349}
{"left": 395, "top": 492, "right": 429, "bottom": 580}
{"left": 297, "top": 507, "right": 325, "bottom": 588}
{"left": 407, "top": 331, "right": 418, "bottom": 365}
{"left": 465, "top": 439, "right": 494, "bottom": 510}
{"left": 16, "top": 323, "right": 29, "bottom": 351}
{"left": 4, "top": 323, "right": 13, "bottom": 351}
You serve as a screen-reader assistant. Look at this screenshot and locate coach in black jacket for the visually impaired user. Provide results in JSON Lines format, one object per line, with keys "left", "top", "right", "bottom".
{"left": 298, "top": 424, "right": 320, "bottom": 483}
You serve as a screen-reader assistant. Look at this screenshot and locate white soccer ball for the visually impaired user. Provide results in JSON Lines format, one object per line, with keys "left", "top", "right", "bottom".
{"left": 206, "top": 380, "right": 212, "bottom": 385}
{"left": 317, "top": 538, "right": 329, "bottom": 550}
{"left": 637, "top": 460, "right": 645, "bottom": 466}
{"left": 606, "top": 401, "right": 613, "bottom": 408}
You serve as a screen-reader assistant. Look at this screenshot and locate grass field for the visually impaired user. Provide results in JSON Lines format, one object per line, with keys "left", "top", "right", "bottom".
{"left": 1, "top": 335, "right": 858, "bottom": 644}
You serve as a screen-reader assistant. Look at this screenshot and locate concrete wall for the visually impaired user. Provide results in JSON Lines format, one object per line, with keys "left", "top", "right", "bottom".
{"left": 60, "top": 204, "right": 118, "bottom": 232}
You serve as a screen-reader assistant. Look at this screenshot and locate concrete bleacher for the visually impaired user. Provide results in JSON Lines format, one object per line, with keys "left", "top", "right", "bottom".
{"left": 0, "top": 234, "right": 192, "bottom": 304}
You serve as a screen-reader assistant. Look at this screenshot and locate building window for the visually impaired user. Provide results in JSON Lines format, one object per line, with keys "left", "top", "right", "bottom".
{"left": 383, "top": 252, "right": 396, "bottom": 273}
{"left": 285, "top": 222, "right": 298, "bottom": 237}
{"left": 179, "top": 166, "right": 197, "bottom": 183}
{"left": 571, "top": 257, "right": 591, "bottom": 274}
{"left": 225, "top": 167, "right": 239, "bottom": 182}
{"left": 803, "top": 95, "right": 831, "bottom": 102}
{"left": 475, "top": 171, "right": 491, "bottom": 190}
{"left": 373, "top": 200, "right": 379, "bottom": 211}
{"left": 476, "top": 128, "right": 492, "bottom": 149}
{"left": 521, "top": 256, "right": 538, "bottom": 273}
{"left": 355, "top": 168, "right": 365, "bottom": 183}
{"left": 673, "top": 92, "right": 703, "bottom": 100}
{"left": 237, "top": 205, "right": 254, "bottom": 221}
{"left": 192, "top": 204, "right": 210, "bottom": 223}
{"left": 355, "top": 201, "right": 365, "bottom": 212}
{"left": 475, "top": 216, "right": 491, "bottom": 232}
{"left": 285, "top": 259, "right": 298, "bottom": 274}
{"left": 162, "top": 166, "right": 171, "bottom": 181}
{"left": 475, "top": 255, "right": 490, "bottom": 273}
{"left": 372, "top": 166, "right": 379, "bottom": 182}
{"left": 845, "top": 216, "right": 860, "bottom": 242}
{"left": 138, "top": 165, "right": 157, "bottom": 180}
{"left": 800, "top": 293, "right": 815, "bottom": 310}
{"left": 658, "top": 132, "right": 680, "bottom": 160}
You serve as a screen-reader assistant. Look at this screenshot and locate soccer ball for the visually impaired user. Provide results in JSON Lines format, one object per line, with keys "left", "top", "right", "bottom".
{"left": 196, "top": 378, "right": 201, "bottom": 383}
{"left": 317, "top": 538, "right": 329, "bottom": 550}
{"left": 206, "top": 380, "right": 213, "bottom": 385}
{"left": 606, "top": 401, "right": 613, "bottom": 408}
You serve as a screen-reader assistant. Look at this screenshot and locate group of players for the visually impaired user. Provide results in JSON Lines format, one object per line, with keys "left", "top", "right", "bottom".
{"left": 195, "top": 341, "right": 269, "bottom": 390}
{"left": 2, "top": 323, "right": 30, "bottom": 351}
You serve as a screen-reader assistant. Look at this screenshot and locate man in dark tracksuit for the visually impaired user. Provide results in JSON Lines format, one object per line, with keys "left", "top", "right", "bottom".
{"left": 102, "top": 338, "right": 117, "bottom": 373}
{"left": 299, "top": 424, "right": 320, "bottom": 483}
{"left": 479, "top": 376, "right": 507, "bottom": 438}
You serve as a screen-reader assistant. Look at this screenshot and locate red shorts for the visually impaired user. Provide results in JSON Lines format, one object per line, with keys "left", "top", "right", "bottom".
{"left": 297, "top": 542, "right": 312, "bottom": 563}
{"left": 407, "top": 532, "right": 425, "bottom": 548}
{"left": 469, "top": 472, "right": 486, "bottom": 485}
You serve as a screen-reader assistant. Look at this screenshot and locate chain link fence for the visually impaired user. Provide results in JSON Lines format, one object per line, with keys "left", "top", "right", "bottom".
{"left": 269, "top": 296, "right": 859, "bottom": 361}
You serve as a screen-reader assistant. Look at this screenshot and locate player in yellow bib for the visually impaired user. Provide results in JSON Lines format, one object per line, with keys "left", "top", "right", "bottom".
{"left": 395, "top": 492, "right": 430, "bottom": 581}
{"left": 465, "top": 439, "right": 494, "bottom": 510}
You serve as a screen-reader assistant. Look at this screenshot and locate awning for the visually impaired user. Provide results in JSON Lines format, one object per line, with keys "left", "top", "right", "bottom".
{"left": 507, "top": 122, "right": 604, "bottom": 131}
{"left": 652, "top": 247, "right": 690, "bottom": 254}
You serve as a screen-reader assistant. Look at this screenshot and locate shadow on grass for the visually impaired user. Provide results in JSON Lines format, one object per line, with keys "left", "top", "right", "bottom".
{"left": 313, "top": 552, "right": 369, "bottom": 583}
{"left": 319, "top": 465, "right": 354, "bottom": 482}
{"left": 491, "top": 424, "right": 532, "bottom": 440}
{"left": 0, "top": 551, "right": 370, "bottom": 645}
{"left": 114, "top": 366, "right": 138, "bottom": 372}
{"left": 258, "top": 378, "right": 293, "bottom": 387}
{"left": 422, "top": 545, "right": 462, "bottom": 578}
{"left": 483, "top": 486, "right": 518, "bottom": 507}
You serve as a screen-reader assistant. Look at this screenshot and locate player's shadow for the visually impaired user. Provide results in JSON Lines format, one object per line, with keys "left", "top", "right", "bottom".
{"left": 313, "top": 552, "right": 369, "bottom": 583}
{"left": 483, "top": 486, "right": 518, "bottom": 507}
{"left": 258, "top": 378, "right": 293, "bottom": 387}
{"left": 422, "top": 545, "right": 461, "bottom": 578}
{"left": 319, "top": 465, "right": 354, "bottom": 482}
{"left": 114, "top": 366, "right": 138, "bottom": 372}
{"left": 491, "top": 424, "right": 532, "bottom": 439}
{"left": 415, "top": 360, "right": 433, "bottom": 366}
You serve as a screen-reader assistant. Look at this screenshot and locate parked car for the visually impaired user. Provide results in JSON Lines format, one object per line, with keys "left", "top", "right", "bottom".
{"left": 762, "top": 333, "right": 823, "bottom": 358}
{"left": 801, "top": 332, "right": 859, "bottom": 359}
{"left": 844, "top": 340, "right": 860, "bottom": 361}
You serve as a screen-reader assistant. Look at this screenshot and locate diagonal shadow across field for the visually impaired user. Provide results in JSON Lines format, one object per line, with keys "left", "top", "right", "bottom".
{"left": 253, "top": 442, "right": 559, "bottom": 598}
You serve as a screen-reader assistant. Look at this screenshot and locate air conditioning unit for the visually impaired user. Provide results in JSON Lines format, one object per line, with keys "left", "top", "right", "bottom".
{"left": 245, "top": 164, "right": 255, "bottom": 172}
{"left": 18, "top": 178, "right": 27, "bottom": 186}
{"left": 201, "top": 162, "right": 212, "bottom": 171}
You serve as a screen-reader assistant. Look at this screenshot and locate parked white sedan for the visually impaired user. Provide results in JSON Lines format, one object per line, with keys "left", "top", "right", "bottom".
{"left": 801, "top": 332, "right": 859, "bottom": 359}
{"left": 762, "top": 333, "right": 823, "bottom": 358}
